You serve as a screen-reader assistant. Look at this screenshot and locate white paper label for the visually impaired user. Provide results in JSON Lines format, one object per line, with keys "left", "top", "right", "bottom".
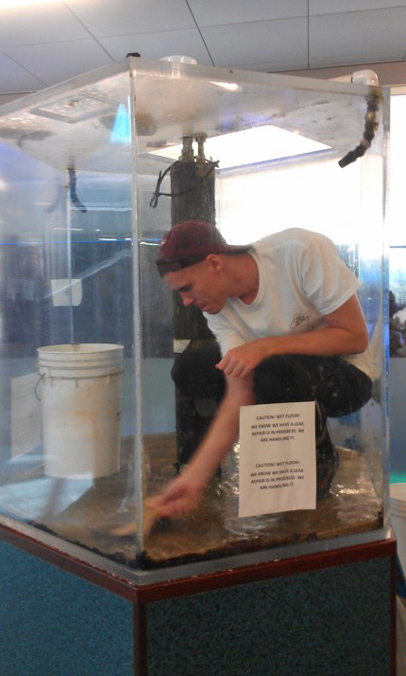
{"left": 51, "top": 278, "right": 82, "bottom": 306}
{"left": 238, "top": 401, "right": 316, "bottom": 517}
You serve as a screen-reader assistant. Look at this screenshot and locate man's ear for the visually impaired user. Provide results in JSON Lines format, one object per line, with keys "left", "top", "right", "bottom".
{"left": 206, "top": 253, "right": 223, "bottom": 272}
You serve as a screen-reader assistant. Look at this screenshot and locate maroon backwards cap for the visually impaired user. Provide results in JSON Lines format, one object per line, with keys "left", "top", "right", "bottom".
{"left": 156, "top": 220, "right": 251, "bottom": 276}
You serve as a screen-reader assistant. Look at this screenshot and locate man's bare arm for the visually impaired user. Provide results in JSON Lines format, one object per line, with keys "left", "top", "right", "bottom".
{"left": 149, "top": 374, "right": 254, "bottom": 518}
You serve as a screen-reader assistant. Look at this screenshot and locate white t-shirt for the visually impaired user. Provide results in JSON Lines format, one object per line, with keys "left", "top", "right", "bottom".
{"left": 205, "top": 228, "right": 372, "bottom": 378}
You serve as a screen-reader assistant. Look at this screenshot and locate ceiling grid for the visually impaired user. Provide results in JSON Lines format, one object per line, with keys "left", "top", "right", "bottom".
{"left": 0, "top": 0, "right": 405, "bottom": 96}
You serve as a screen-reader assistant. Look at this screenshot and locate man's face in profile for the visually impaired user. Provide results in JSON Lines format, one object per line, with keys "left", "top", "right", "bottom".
{"left": 164, "top": 256, "right": 227, "bottom": 315}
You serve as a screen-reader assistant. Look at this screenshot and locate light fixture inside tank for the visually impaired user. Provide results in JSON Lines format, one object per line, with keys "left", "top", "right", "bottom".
{"left": 149, "top": 125, "right": 330, "bottom": 169}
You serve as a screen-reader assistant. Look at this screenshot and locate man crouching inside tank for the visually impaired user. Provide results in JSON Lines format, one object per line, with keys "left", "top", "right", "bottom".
{"left": 150, "top": 220, "right": 373, "bottom": 519}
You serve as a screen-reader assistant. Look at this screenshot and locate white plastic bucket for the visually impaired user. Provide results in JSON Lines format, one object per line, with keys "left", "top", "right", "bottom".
{"left": 390, "top": 483, "right": 406, "bottom": 575}
{"left": 37, "top": 343, "right": 124, "bottom": 479}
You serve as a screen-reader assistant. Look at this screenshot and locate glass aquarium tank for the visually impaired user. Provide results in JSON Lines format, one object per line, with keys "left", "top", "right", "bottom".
{"left": 0, "top": 57, "right": 389, "bottom": 583}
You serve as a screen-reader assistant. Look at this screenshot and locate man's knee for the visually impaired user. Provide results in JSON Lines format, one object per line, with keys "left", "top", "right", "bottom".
{"left": 171, "top": 340, "right": 224, "bottom": 399}
{"left": 253, "top": 355, "right": 304, "bottom": 404}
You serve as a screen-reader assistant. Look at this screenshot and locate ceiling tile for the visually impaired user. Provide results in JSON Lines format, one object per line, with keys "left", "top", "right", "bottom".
{"left": 99, "top": 28, "right": 212, "bottom": 65}
{"left": 64, "top": 0, "right": 195, "bottom": 37}
{"left": 188, "top": 0, "right": 307, "bottom": 25}
{"left": 0, "top": 3, "right": 88, "bottom": 47}
{"left": 238, "top": 57, "right": 311, "bottom": 73}
{"left": 4, "top": 40, "right": 114, "bottom": 87}
{"left": 0, "top": 52, "right": 45, "bottom": 92}
{"left": 201, "top": 18, "right": 308, "bottom": 68}
{"left": 0, "top": 1, "right": 405, "bottom": 96}
{"left": 310, "top": 0, "right": 406, "bottom": 15}
{"left": 309, "top": 50, "right": 406, "bottom": 69}
{"left": 309, "top": 8, "right": 406, "bottom": 64}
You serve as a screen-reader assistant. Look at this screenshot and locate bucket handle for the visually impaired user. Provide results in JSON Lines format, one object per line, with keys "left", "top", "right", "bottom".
{"left": 34, "top": 373, "right": 45, "bottom": 401}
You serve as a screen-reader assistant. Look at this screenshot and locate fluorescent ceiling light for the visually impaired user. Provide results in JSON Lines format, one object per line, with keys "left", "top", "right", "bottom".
{"left": 149, "top": 125, "right": 330, "bottom": 169}
{"left": 53, "top": 227, "right": 83, "bottom": 231}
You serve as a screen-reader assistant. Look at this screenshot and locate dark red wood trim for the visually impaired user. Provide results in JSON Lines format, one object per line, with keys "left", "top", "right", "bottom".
{"left": 391, "top": 544, "right": 398, "bottom": 676}
{"left": 0, "top": 520, "right": 396, "bottom": 604}
{"left": 133, "top": 599, "right": 148, "bottom": 676}
{"left": 136, "top": 536, "right": 397, "bottom": 603}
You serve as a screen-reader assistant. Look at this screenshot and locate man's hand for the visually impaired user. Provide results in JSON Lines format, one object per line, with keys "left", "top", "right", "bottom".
{"left": 148, "top": 472, "right": 206, "bottom": 519}
{"left": 216, "top": 340, "right": 271, "bottom": 378}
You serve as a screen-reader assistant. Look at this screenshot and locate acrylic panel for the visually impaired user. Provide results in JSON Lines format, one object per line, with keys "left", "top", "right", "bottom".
{"left": 0, "top": 58, "right": 389, "bottom": 583}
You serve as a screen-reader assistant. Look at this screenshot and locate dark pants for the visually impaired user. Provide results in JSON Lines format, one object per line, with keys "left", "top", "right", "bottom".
{"left": 172, "top": 340, "right": 372, "bottom": 495}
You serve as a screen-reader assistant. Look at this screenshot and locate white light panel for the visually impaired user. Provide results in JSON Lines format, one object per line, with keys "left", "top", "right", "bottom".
{"left": 150, "top": 125, "right": 330, "bottom": 170}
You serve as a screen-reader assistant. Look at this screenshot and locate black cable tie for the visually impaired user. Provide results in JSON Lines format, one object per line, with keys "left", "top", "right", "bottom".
{"left": 68, "top": 166, "right": 87, "bottom": 213}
